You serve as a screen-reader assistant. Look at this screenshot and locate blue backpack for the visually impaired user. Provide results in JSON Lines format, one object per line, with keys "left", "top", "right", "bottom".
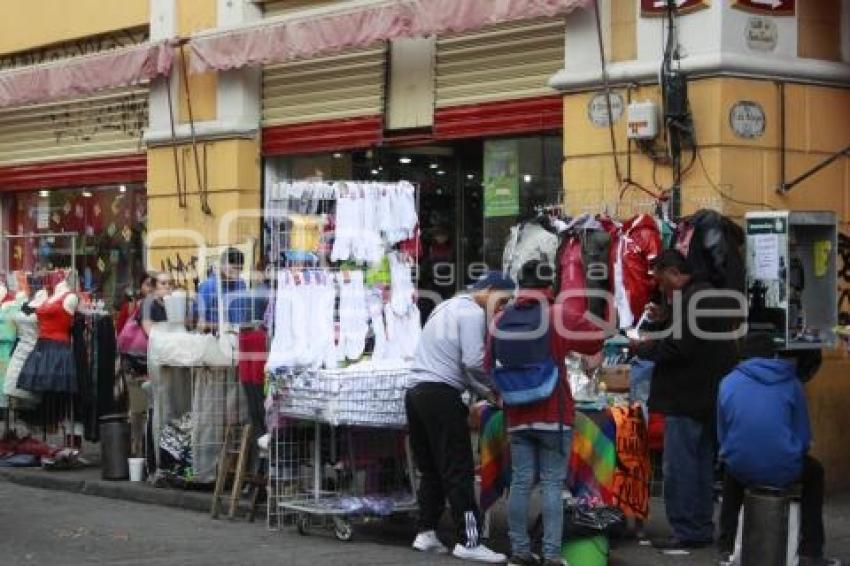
{"left": 491, "top": 301, "right": 560, "bottom": 406}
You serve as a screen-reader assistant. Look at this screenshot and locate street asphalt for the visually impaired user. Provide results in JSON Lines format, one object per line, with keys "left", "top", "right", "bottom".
{"left": 1, "top": 475, "right": 849, "bottom": 565}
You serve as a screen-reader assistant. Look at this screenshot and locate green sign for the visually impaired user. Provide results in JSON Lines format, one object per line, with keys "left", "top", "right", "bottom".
{"left": 747, "top": 217, "right": 787, "bottom": 235}
{"left": 483, "top": 140, "right": 519, "bottom": 217}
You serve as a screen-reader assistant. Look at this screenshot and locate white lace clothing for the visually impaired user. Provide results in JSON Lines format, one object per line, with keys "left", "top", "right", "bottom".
{"left": 306, "top": 271, "right": 338, "bottom": 369}
{"left": 388, "top": 253, "right": 416, "bottom": 315}
{"left": 386, "top": 181, "right": 418, "bottom": 244}
{"left": 337, "top": 271, "right": 369, "bottom": 361}
{"left": 368, "top": 291, "right": 389, "bottom": 361}
{"left": 384, "top": 301, "right": 421, "bottom": 360}
{"left": 330, "top": 182, "right": 359, "bottom": 262}
{"left": 266, "top": 271, "right": 297, "bottom": 371}
{"left": 357, "top": 183, "right": 384, "bottom": 265}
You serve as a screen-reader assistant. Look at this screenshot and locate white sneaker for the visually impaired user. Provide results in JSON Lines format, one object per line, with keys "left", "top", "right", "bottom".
{"left": 412, "top": 530, "right": 448, "bottom": 554}
{"left": 452, "top": 544, "right": 508, "bottom": 563}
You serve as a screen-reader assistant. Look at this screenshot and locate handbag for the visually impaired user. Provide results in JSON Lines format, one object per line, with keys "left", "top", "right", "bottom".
{"left": 117, "top": 310, "right": 148, "bottom": 356}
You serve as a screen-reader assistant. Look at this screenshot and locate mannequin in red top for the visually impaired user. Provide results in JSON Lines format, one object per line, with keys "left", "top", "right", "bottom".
{"left": 17, "top": 276, "right": 79, "bottom": 394}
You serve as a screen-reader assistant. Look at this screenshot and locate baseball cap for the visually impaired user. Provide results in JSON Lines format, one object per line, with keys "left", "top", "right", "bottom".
{"left": 469, "top": 271, "right": 516, "bottom": 292}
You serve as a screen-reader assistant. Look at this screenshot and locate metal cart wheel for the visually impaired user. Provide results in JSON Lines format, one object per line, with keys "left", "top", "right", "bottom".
{"left": 296, "top": 514, "right": 310, "bottom": 536}
{"left": 333, "top": 517, "right": 353, "bottom": 542}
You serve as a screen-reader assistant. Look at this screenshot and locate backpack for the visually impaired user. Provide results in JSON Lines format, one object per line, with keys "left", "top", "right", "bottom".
{"left": 490, "top": 301, "right": 559, "bottom": 406}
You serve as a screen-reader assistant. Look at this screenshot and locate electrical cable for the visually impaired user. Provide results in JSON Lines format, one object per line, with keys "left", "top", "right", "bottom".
{"left": 593, "top": 0, "right": 623, "bottom": 185}
{"left": 619, "top": 179, "right": 663, "bottom": 202}
{"left": 694, "top": 148, "right": 776, "bottom": 210}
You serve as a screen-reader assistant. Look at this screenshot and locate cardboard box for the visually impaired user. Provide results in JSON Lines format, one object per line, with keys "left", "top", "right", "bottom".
{"left": 599, "top": 365, "right": 631, "bottom": 393}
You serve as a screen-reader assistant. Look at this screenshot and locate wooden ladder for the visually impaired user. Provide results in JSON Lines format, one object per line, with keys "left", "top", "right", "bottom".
{"left": 211, "top": 423, "right": 266, "bottom": 521}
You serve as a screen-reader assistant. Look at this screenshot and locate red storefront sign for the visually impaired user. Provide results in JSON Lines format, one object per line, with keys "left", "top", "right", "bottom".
{"left": 640, "top": 0, "right": 709, "bottom": 17}
{"left": 732, "top": 0, "right": 795, "bottom": 16}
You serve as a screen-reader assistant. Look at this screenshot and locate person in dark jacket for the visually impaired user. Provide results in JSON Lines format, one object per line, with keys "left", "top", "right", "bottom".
{"left": 717, "top": 333, "right": 839, "bottom": 566}
{"left": 630, "top": 249, "right": 742, "bottom": 551}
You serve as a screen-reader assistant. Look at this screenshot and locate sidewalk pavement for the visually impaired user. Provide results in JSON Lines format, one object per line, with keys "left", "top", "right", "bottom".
{"left": 1, "top": 465, "right": 849, "bottom": 565}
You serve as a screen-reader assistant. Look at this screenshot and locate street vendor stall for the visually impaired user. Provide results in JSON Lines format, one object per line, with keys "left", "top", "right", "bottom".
{"left": 262, "top": 179, "right": 422, "bottom": 538}
{"left": 148, "top": 324, "right": 247, "bottom": 484}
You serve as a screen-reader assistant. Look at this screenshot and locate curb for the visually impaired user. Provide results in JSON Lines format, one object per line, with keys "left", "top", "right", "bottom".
{"left": 0, "top": 468, "right": 213, "bottom": 513}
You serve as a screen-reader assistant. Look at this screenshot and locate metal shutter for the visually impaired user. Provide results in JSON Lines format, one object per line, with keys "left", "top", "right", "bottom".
{"left": 0, "top": 88, "right": 147, "bottom": 167}
{"left": 435, "top": 17, "right": 564, "bottom": 109}
{"left": 262, "top": 45, "right": 386, "bottom": 127}
{"left": 260, "top": 0, "right": 340, "bottom": 18}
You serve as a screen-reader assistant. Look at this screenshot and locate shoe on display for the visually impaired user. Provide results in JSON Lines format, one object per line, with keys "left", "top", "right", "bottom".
{"left": 452, "top": 543, "right": 508, "bottom": 563}
{"left": 412, "top": 530, "right": 448, "bottom": 554}
{"left": 507, "top": 554, "right": 539, "bottom": 566}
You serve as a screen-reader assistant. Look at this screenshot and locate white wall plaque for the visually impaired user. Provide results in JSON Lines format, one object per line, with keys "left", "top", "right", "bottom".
{"left": 746, "top": 17, "right": 778, "bottom": 51}
{"left": 730, "top": 101, "right": 766, "bottom": 139}
{"left": 587, "top": 92, "right": 624, "bottom": 127}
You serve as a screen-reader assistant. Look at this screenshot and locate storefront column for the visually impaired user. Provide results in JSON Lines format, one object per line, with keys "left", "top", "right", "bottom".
{"left": 145, "top": 0, "right": 263, "bottom": 273}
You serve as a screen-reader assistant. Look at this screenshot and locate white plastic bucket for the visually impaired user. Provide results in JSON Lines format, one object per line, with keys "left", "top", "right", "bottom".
{"left": 128, "top": 457, "right": 146, "bottom": 482}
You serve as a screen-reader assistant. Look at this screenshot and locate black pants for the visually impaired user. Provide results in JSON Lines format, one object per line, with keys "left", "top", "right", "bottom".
{"left": 405, "top": 383, "right": 482, "bottom": 548}
{"left": 718, "top": 456, "right": 825, "bottom": 558}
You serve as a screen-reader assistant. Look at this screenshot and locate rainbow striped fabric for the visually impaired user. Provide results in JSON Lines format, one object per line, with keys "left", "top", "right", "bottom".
{"left": 568, "top": 409, "right": 617, "bottom": 504}
{"left": 478, "top": 404, "right": 511, "bottom": 512}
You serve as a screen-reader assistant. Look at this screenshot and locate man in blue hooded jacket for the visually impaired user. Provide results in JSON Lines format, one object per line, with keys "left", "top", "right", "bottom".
{"left": 717, "top": 333, "right": 838, "bottom": 566}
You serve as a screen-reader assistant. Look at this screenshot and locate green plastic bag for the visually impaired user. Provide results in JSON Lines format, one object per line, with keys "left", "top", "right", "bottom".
{"left": 561, "top": 536, "right": 609, "bottom": 566}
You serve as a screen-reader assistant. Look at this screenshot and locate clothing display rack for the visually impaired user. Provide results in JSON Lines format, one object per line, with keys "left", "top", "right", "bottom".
{"left": 263, "top": 180, "right": 422, "bottom": 539}
{"left": 0, "top": 234, "right": 84, "bottom": 448}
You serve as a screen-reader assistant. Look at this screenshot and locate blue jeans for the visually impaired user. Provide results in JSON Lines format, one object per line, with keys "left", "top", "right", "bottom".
{"left": 663, "top": 415, "right": 715, "bottom": 542}
{"left": 508, "top": 429, "right": 572, "bottom": 560}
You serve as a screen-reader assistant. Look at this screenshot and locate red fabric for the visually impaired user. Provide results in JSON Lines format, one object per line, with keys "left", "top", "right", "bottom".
{"left": 397, "top": 227, "right": 422, "bottom": 258}
{"left": 619, "top": 214, "right": 662, "bottom": 323}
{"left": 487, "top": 291, "right": 604, "bottom": 430}
{"left": 0, "top": 41, "right": 174, "bottom": 109}
{"left": 0, "top": 436, "right": 58, "bottom": 460}
{"left": 647, "top": 412, "right": 665, "bottom": 453}
{"left": 238, "top": 328, "right": 268, "bottom": 385}
{"left": 189, "top": 0, "right": 591, "bottom": 74}
{"left": 37, "top": 293, "right": 75, "bottom": 342}
{"left": 556, "top": 237, "right": 592, "bottom": 320}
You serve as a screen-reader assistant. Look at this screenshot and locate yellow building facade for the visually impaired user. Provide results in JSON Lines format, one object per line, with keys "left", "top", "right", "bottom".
{"left": 555, "top": 1, "right": 850, "bottom": 490}
{"left": 1, "top": 1, "right": 850, "bottom": 489}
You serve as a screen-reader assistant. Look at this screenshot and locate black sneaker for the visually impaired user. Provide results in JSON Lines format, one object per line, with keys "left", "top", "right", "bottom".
{"left": 717, "top": 550, "right": 733, "bottom": 566}
{"left": 651, "top": 536, "right": 712, "bottom": 551}
{"left": 799, "top": 557, "right": 842, "bottom": 566}
{"left": 507, "top": 555, "right": 539, "bottom": 566}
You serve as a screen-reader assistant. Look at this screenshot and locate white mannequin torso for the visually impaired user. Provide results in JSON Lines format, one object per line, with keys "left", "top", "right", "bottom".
{"left": 29, "top": 290, "right": 48, "bottom": 309}
{"left": 48, "top": 281, "right": 78, "bottom": 315}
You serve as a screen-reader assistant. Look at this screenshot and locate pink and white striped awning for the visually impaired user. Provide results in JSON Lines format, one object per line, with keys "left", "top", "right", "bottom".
{"left": 189, "top": 0, "right": 592, "bottom": 74}
{"left": 0, "top": 40, "right": 175, "bottom": 109}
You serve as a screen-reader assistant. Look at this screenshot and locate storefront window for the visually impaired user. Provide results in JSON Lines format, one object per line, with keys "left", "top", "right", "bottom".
{"left": 482, "top": 136, "right": 563, "bottom": 269}
{"left": 3, "top": 184, "right": 147, "bottom": 308}
{"left": 265, "top": 134, "right": 562, "bottom": 290}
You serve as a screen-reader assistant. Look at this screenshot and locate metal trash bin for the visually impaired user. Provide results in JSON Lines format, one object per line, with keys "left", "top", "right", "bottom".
{"left": 100, "top": 414, "right": 131, "bottom": 480}
{"left": 741, "top": 486, "right": 791, "bottom": 566}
